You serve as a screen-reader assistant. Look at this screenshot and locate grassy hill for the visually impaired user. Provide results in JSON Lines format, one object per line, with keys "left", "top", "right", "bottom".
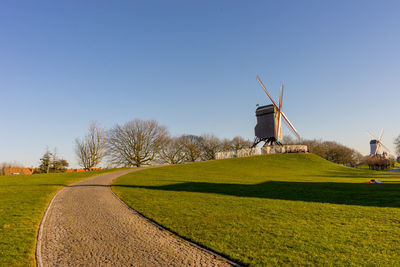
{"left": 0, "top": 169, "right": 118, "bottom": 267}
{"left": 112, "top": 154, "right": 400, "bottom": 266}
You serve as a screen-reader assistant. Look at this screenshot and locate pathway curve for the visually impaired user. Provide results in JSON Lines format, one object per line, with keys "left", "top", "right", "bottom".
{"left": 37, "top": 169, "right": 234, "bottom": 266}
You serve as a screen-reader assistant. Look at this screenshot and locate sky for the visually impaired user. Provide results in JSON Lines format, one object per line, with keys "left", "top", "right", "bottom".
{"left": 1, "top": 0, "right": 399, "bottom": 168}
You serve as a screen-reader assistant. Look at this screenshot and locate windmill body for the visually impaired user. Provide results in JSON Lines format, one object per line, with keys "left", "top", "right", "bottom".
{"left": 254, "top": 104, "right": 282, "bottom": 145}
{"left": 369, "top": 140, "right": 380, "bottom": 155}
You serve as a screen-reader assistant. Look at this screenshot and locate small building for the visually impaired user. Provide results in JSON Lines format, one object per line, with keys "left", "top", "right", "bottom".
{"left": 3, "top": 167, "right": 34, "bottom": 176}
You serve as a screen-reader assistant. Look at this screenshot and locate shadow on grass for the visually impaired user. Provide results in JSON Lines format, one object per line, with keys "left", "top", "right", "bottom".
{"left": 114, "top": 181, "right": 400, "bottom": 208}
{"left": 304, "top": 169, "right": 400, "bottom": 179}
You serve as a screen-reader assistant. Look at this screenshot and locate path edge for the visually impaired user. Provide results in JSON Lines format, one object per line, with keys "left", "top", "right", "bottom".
{"left": 35, "top": 170, "right": 130, "bottom": 267}
{"left": 35, "top": 186, "right": 66, "bottom": 267}
{"left": 109, "top": 177, "right": 242, "bottom": 267}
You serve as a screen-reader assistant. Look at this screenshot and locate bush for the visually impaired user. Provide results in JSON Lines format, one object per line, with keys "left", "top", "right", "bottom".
{"left": 365, "top": 156, "right": 395, "bottom": 170}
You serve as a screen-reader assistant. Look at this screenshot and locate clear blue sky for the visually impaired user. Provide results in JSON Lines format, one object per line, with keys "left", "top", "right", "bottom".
{"left": 1, "top": 0, "right": 399, "bottom": 168}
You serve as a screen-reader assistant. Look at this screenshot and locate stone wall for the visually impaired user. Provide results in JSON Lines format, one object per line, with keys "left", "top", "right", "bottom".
{"left": 215, "top": 145, "right": 308, "bottom": 160}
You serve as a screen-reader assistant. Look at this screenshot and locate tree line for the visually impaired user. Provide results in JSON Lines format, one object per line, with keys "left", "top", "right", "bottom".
{"left": 75, "top": 120, "right": 400, "bottom": 169}
{"left": 3, "top": 120, "right": 400, "bottom": 175}
{"left": 75, "top": 119, "right": 252, "bottom": 169}
{"left": 283, "top": 136, "right": 364, "bottom": 167}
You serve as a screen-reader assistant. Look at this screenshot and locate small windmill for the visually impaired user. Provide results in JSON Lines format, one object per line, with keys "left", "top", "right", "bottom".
{"left": 367, "top": 130, "right": 391, "bottom": 156}
{"left": 252, "top": 76, "right": 300, "bottom": 147}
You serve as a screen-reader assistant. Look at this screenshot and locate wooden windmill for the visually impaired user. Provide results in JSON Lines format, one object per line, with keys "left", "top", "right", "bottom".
{"left": 367, "top": 130, "right": 390, "bottom": 156}
{"left": 252, "top": 76, "right": 300, "bottom": 147}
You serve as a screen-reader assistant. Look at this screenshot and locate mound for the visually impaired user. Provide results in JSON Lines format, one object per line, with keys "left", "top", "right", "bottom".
{"left": 112, "top": 154, "right": 400, "bottom": 266}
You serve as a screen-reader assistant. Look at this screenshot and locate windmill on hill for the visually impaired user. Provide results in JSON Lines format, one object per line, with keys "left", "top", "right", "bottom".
{"left": 252, "top": 76, "right": 300, "bottom": 147}
{"left": 367, "top": 130, "right": 390, "bottom": 157}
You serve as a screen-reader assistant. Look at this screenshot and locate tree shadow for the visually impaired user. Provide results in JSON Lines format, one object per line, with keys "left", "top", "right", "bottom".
{"left": 114, "top": 181, "right": 400, "bottom": 208}
{"left": 303, "top": 169, "right": 400, "bottom": 179}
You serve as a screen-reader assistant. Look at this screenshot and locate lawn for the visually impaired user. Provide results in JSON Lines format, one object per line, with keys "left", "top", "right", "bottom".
{"left": 0, "top": 169, "right": 118, "bottom": 267}
{"left": 357, "top": 161, "right": 400, "bottom": 170}
{"left": 112, "top": 154, "right": 400, "bottom": 266}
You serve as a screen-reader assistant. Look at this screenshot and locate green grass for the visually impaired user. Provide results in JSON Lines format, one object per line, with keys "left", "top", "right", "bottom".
{"left": 0, "top": 169, "right": 119, "bottom": 267}
{"left": 112, "top": 154, "right": 400, "bottom": 266}
{"left": 357, "top": 161, "right": 400, "bottom": 170}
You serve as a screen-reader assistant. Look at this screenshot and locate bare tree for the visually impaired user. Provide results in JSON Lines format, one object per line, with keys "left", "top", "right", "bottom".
{"left": 200, "top": 134, "right": 221, "bottom": 161}
{"left": 158, "top": 136, "right": 186, "bottom": 164}
{"left": 282, "top": 135, "right": 295, "bottom": 145}
{"left": 395, "top": 134, "right": 400, "bottom": 156}
{"left": 220, "top": 138, "right": 233, "bottom": 152}
{"left": 107, "top": 119, "right": 169, "bottom": 167}
{"left": 300, "top": 139, "right": 362, "bottom": 166}
{"left": 181, "top": 135, "right": 202, "bottom": 162}
{"left": 231, "top": 136, "right": 252, "bottom": 152}
{"left": 75, "top": 123, "right": 107, "bottom": 170}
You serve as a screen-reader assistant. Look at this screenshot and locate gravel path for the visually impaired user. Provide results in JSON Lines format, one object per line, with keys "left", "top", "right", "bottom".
{"left": 37, "top": 169, "right": 234, "bottom": 267}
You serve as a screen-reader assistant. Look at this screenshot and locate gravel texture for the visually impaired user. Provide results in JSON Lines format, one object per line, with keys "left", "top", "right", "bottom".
{"left": 37, "top": 169, "right": 234, "bottom": 267}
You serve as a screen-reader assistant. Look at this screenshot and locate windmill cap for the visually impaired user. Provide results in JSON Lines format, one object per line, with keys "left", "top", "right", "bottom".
{"left": 256, "top": 104, "right": 275, "bottom": 116}
{"left": 370, "top": 140, "right": 378, "bottom": 144}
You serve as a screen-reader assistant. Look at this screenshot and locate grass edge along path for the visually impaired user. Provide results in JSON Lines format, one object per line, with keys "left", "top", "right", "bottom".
{"left": 112, "top": 154, "right": 400, "bottom": 266}
{"left": 0, "top": 168, "right": 122, "bottom": 267}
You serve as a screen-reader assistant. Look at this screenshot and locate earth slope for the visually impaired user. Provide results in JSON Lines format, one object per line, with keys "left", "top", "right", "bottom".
{"left": 113, "top": 154, "right": 400, "bottom": 266}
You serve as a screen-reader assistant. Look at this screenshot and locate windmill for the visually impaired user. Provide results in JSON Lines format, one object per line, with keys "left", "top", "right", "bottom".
{"left": 252, "top": 76, "right": 300, "bottom": 147}
{"left": 367, "top": 130, "right": 390, "bottom": 156}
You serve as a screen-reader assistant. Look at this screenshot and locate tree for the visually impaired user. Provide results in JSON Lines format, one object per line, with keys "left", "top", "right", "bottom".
{"left": 75, "top": 122, "right": 107, "bottom": 170}
{"left": 107, "top": 119, "right": 169, "bottom": 167}
{"left": 282, "top": 135, "right": 295, "bottom": 145}
{"left": 38, "top": 148, "right": 69, "bottom": 173}
{"left": 51, "top": 158, "right": 69, "bottom": 173}
{"left": 366, "top": 156, "right": 394, "bottom": 170}
{"left": 181, "top": 135, "right": 202, "bottom": 162}
{"left": 220, "top": 138, "right": 233, "bottom": 152}
{"left": 200, "top": 134, "right": 221, "bottom": 161}
{"left": 39, "top": 148, "right": 52, "bottom": 174}
{"left": 299, "top": 139, "right": 362, "bottom": 166}
{"left": 231, "top": 136, "right": 252, "bottom": 152}
{"left": 394, "top": 134, "right": 400, "bottom": 156}
{"left": 158, "top": 136, "right": 186, "bottom": 164}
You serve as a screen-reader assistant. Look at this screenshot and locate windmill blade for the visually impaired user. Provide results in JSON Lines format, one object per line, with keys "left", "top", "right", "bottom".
{"left": 279, "top": 82, "right": 283, "bottom": 110}
{"left": 276, "top": 112, "right": 282, "bottom": 140}
{"left": 380, "top": 142, "right": 391, "bottom": 153}
{"left": 281, "top": 111, "right": 300, "bottom": 139}
{"left": 378, "top": 129, "right": 384, "bottom": 141}
{"left": 256, "top": 76, "right": 279, "bottom": 109}
{"left": 367, "top": 131, "right": 378, "bottom": 140}
{"left": 376, "top": 142, "right": 381, "bottom": 153}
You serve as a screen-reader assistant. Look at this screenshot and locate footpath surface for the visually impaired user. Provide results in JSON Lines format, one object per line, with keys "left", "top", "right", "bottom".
{"left": 37, "top": 169, "right": 233, "bottom": 266}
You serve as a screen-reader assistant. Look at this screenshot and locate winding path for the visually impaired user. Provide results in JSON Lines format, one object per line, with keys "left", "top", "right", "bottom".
{"left": 36, "top": 169, "right": 234, "bottom": 266}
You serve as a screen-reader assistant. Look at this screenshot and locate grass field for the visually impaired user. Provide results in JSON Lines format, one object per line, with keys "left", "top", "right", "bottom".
{"left": 0, "top": 169, "right": 118, "bottom": 267}
{"left": 112, "top": 154, "right": 400, "bottom": 266}
{"left": 357, "top": 161, "right": 400, "bottom": 170}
